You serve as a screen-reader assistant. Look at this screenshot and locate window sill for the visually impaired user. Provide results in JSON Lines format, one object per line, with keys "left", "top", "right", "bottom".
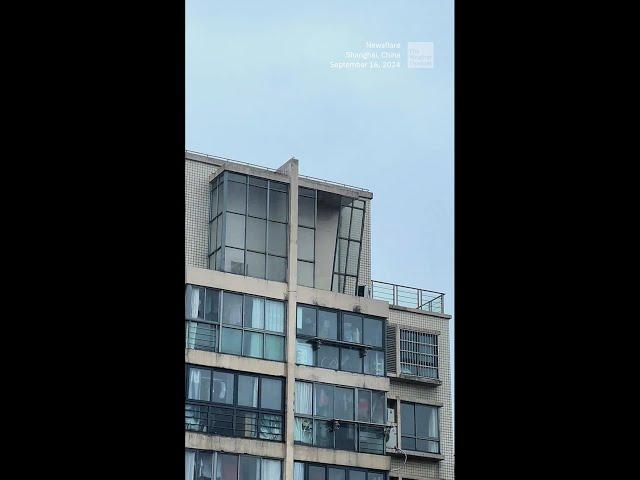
{"left": 387, "top": 447, "right": 444, "bottom": 461}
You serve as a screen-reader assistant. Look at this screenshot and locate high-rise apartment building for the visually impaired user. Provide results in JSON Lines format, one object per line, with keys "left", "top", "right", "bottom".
{"left": 185, "top": 151, "right": 454, "bottom": 480}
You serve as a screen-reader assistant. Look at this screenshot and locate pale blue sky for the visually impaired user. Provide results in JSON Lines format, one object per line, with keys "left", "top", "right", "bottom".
{"left": 186, "top": 0, "right": 454, "bottom": 421}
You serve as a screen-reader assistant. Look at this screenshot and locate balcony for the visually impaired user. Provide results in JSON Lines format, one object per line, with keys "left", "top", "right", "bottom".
{"left": 370, "top": 281, "right": 445, "bottom": 314}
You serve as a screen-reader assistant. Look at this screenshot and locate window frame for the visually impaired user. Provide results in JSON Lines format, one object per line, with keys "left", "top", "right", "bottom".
{"left": 185, "top": 284, "right": 287, "bottom": 362}
{"left": 297, "top": 187, "right": 317, "bottom": 288}
{"left": 208, "top": 171, "right": 289, "bottom": 282}
{"left": 331, "top": 197, "right": 366, "bottom": 295}
{"left": 293, "top": 461, "right": 387, "bottom": 480}
{"left": 185, "top": 449, "right": 283, "bottom": 480}
{"left": 295, "top": 304, "right": 386, "bottom": 377}
{"left": 185, "top": 364, "right": 286, "bottom": 443}
{"left": 293, "top": 380, "right": 387, "bottom": 455}
{"left": 399, "top": 400, "right": 441, "bottom": 454}
{"left": 398, "top": 327, "right": 439, "bottom": 380}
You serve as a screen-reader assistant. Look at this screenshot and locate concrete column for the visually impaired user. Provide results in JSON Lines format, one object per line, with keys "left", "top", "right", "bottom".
{"left": 278, "top": 157, "right": 299, "bottom": 480}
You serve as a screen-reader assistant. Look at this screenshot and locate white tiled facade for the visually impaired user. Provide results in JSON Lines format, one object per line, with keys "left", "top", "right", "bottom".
{"left": 185, "top": 154, "right": 453, "bottom": 480}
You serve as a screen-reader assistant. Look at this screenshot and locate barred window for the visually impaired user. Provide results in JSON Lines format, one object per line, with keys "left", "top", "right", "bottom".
{"left": 399, "top": 329, "right": 438, "bottom": 379}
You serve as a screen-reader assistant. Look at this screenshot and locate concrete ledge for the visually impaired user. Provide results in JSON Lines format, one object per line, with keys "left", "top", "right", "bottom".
{"left": 390, "top": 374, "right": 442, "bottom": 387}
{"left": 388, "top": 304, "right": 451, "bottom": 320}
{"left": 295, "top": 365, "right": 390, "bottom": 391}
{"left": 388, "top": 448, "right": 444, "bottom": 462}
{"left": 294, "top": 445, "right": 390, "bottom": 470}
{"left": 185, "top": 432, "right": 286, "bottom": 459}
{"left": 185, "top": 349, "right": 287, "bottom": 377}
{"left": 186, "top": 267, "right": 288, "bottom": 301}
{"left": 297, "top": 286, "right": 389, "bottom": 319}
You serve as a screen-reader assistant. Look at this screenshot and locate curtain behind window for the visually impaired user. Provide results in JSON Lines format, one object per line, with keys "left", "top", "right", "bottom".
{"left": 295, "top": 382, "right": 313, "bottom": 414}
{"left": 185, "top": 451, "right": 195, "bottom": 480}
{"left": 261, "top": 459, "right": 281, "bottom": 479}
{"left": 265, "top": 300, "right": 284, "bottom": 332}
{"left": 294, "top": 462, "right": 304, "bottom": 480}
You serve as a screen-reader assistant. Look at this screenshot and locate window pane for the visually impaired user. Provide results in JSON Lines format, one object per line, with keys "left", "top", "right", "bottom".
{"left": 346, "top": 241, "right": 360, "bottom": 276}
{"left": 217, "top": 182, "right": 225, "bottom": 215}
{"left": 343, "top": 314, "right": 363, "bottom": 343}
{"left": 314, "top": 384, "right": 334, "bottom": 418}
{"left": 261, "top": 459, "right": 281, "bottom": 480}
{"left": 215, "top": 453, "right": 238, "bottom": 480}
{"left": 296, "top": 340, "right": 314, "bottom": 365}
{"left": 186, "top": 321, "right": 217, "bottom": 352}
{"left": 265, "top": 300, "right": 285, "bottom": 332}
{"left": 226, "top": 212, "right": 245, "bottom": 248}
{"left": 244, "top": 296, "right": 264, "bottom": 329}
{"left": 401, "top": 403, "right": 415, "bottom": 435}
{"left": 334, "top": 423, "right": 356, "bottom": 451}
{"left": 238, "top": 456, "right": 260, "bottom": 480}
{"left": 268, "top": 190, "right": 288, "bottom": 222}
{"left": 212, "top": 371, "right": 234, "bottom": 404}
{"left": 227, "top": 180, "right": 247, "bottom": 214}
{"left": 317, "top": 345, "right": 339, "bottom": 370}
{"left": 187, "top": 367, "right": 210, "bottom": 401}
{"left": 334, "top": 387, "right": 354, "bottom": 420}
{"left": 186, "top": 450, "right": 196, "bottom": 480}
{"left": 243, "top": 331, "right": 263, "bottom": 358}
{"left": 294, "top": 417, "right": 313, "bottom": 444}
{"left": 364, "top": 350, "right": 385, "bottom": 376}
{"left": 248, "top": 185, "right": 267, "bottom": 218}
{"left": 298, "top": 194, "right": 315, "bottom": 227}
{"left": 401, "top": 436, "right": 416, "bottom": 451}
{"left": 294, "top": 462, "right": 305, "bottom": 480}
{"left": 317, "top": 310, "right": 337, "bottom": 340}
{"left": 297, "top": 260, "right": 314, "bottom": 287}
{"left": 339, "top": 205, "right": 352, "bottom": 237}
{"left": 259, "top": 413, "right": 283, "bottom": 440}
{"left": 264, "top": 334, "right": 284, "bottom": 361}
{"left": 309, "top": 466, "right": 325, "bottom": 480}
{"left": 210, "top": 186, "right": 218, "bottom": 220}
{"left": 224, "top": 247, "right": 245, "bottom": 275}
{"left": 186, "top": 285, "right": 205, "bottom": 319}
{"left": 209, "top": 217, "right": 218, "bottom": 253}
{"left": 359, "top": 426, "right": 384, "bottom": 454}
{"left": 350, "top": 472, "right": 365, "bottom": 480}
{"left": 295, "top": 381, "right": 313, "bottom": 414}
{"left": 222, "top": 292, "right": 243, "bottom": 326}
{"left": 250, "top": 177, "right": 268, "bottom": 188}
{"left": 328, "top": 468, "right": 346, "bottom": 480}
{"left": 204, "top": 289, "right": 219, "bottom": 322}
{"left": 368, "top": 474, "right": 383, "bottom": 480}
{"left": 237, "top": 375, "right": 258, "bottom": 407}
{"left": 268, "top": 221, "right": 287, "bottom": 256}
{"left": 267, "top": 255, "right": 286, "bottom": 282}
{"left": 357, "top": 390, "right": 371, "bottom": 422}
{"left": 236, "top": 411, "right": 257, "bottom": 438}
{"left": 349, "top": 208, "right": 364, "bottom": 240}
{"left": 298, "top": 226, "right": 315, "bottom": 261}
{"left": 260, "top": 378, "right": 282, "bottom": 410}
{"left": 363, "top": 317, "right": 383, "bottom": 347}
{"left": 228, "top": 172, "right": 246, "bottom": 183}
{"left": 314, "top": 419, "right": 333, "bottom": 448}
{"left": 246, "top": 217, "right": 266, "bottom": 252}
{"left": 246, "top": 252, "right": 266, "bottom": 279}
{"left": 371, "top": 391, "right": 385, "bottom": 424}
{"left": 270, "top": 180, "right": 288, "bottom": 192}
{"left": 335, "top": 238, "right": 348, "bottom": 274}
{"left": 195, "top": 451, "right": 213, "bottom": 480}
{"left": 415, "top": 404, "right": 439, "bottom": 439}
{"left": 341, "top": 348, "right": 362, "bottom": 373}
{"left": 296, "top": 306, "right": 316, "bottom": 336}
{"left": 220, "top": 327, "right": 242, "bottom": 355}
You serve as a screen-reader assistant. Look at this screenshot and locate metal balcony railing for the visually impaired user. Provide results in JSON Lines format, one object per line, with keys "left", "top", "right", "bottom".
{"left": 370, "top": 280, "right": 445, "bottom": 314}
{"left": 185, "top": 402, "right": 284, "bottom": 442}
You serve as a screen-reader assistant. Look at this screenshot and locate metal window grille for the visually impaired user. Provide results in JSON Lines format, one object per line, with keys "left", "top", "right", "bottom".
{"left": 399, "top": 329, "right": 439, "bottom": 379}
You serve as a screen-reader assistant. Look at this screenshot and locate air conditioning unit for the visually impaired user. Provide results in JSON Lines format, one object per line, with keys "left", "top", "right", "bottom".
{"left": 357, "top": 285, "right": 371, "bottom": 298}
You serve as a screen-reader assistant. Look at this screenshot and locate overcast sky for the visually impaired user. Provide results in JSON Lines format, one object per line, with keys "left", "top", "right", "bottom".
{"left": 186, "top": 0, "right": 454, "bottom": 426}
